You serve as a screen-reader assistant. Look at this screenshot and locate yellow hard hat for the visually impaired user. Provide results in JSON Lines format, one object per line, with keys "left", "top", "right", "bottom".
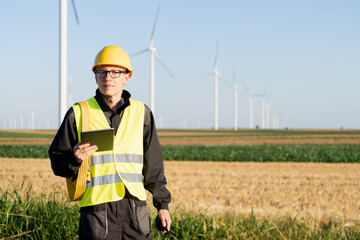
{"left": 92, "top": 45, "right": 133, "bottom": 78}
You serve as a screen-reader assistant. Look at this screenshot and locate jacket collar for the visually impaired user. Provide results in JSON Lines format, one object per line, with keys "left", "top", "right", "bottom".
{"left": 94, "top": 89, "right": 131, "bottom": 114}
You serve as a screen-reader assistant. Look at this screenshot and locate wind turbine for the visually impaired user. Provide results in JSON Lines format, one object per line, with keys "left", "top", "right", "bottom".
{"left": 130, "top": 7, "right": 174, "bottom": 115}
{"left": 260, "top": 93, "right": 270, "bottom": 129}
{"left": 59, "top": 0, "right": 79, "bottom": 126}
{"left": 243, "top": 82, "right": 265, "bottom": 129}
{"left": 189, "top": 43, "right": 228, "bottom": 130}
{"left": 228, "top": 67, "right": 245, "bottom": 130}
{"left": 266, "top": 102, "right": 270, "bottom": 129}
{"left": 261, "top": 99, "right": 266, "bottom": 129}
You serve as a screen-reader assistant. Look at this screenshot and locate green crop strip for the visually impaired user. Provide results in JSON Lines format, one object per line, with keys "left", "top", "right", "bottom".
{"left": 161, "top": 145, "right": 360, "bottom": 163}
{"left": 1, "top": 144, "right": 360, "bottom": 163}
{"left": 0, "top": 145, "right": 50, "bottom": 158}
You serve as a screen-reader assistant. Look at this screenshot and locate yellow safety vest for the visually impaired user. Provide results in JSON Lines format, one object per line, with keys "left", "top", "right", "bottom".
{"left": 73, "top": 97, "right": 146, "bottom": 207}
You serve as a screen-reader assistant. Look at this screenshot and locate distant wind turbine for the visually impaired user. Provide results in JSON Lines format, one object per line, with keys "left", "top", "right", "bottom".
{"left": 266, "top": 102, "right": 270, "bottom": 129}
{"left": 261, "top": 93, "right": 270, "bottom": 129}
{"left": 243, "top": 82, "right": 265, "bottom": 129}
{"left": 226, "top": 67, "right": 245, "bottom": 130}
{"left": 189, "top": 43, "right": 228, "bottom": 130}
{"left": 261, "top": 99, "right": 266, "bottom": 129}
{"left": 130, "top": 7, "right": 174, "bottom": 115}
{"left": 59, "top": 0, "right": 79, "bottom": 126}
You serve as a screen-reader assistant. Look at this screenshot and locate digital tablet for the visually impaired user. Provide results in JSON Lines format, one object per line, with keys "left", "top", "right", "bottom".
{"left": 80, "top": 128, "right": 114, "bottom": 151}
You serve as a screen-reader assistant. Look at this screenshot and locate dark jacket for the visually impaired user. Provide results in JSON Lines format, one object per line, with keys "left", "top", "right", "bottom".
{"left": 48, "top": 89, "right": 171, "bottom": 210}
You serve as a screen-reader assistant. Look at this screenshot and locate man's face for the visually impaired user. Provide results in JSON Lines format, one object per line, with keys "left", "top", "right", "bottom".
{"left": 95, "top": 65, "right": 130, "bottom": 98}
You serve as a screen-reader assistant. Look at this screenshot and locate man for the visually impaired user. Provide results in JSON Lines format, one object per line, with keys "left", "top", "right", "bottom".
{"left": 49, "top": 45, "right": 171, "bottom": 239}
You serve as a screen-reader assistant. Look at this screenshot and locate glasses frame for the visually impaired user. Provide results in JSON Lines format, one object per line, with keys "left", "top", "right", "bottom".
{"left": 95, "top": 70, "right": 128, "bottom": 79}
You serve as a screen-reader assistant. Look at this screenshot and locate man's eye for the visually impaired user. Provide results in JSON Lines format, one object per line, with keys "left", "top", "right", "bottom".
{"left": 111, "top": 71, "right": 121, "bottom": 74}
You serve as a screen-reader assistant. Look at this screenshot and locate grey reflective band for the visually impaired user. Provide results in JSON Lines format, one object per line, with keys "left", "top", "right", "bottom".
{"left": 120, "top": 172, "right": 143, "bottom": 183}
{"left": 116, "top": 154, "right": 143, "bottom": 164}
{"left": 86, "top": 173, "right": 143, "bottom": 188}
{"left": 91, "top": 155, "right": 114, "bottom": 166}
{"left": 90, "top": 154, "right": 143, "bottom": 167}
{"left": 86, "top": 173, "right": 121, "bottom": 188}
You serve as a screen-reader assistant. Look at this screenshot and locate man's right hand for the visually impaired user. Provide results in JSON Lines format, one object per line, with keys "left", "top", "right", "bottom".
{"left": 74, "top": 142, "right": 98, "bottom": 163}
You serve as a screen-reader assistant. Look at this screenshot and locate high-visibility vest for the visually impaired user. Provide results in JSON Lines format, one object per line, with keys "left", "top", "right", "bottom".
{"left": 73, "top": 97, "right": 146, "bottom": 207}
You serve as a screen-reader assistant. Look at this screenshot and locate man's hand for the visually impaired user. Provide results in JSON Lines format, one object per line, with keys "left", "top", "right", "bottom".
{"left": 74, "top": 142, "right": 98, "bottom": 163}
{"left": 157, "top": 209, "right": 172, "bottom": 234}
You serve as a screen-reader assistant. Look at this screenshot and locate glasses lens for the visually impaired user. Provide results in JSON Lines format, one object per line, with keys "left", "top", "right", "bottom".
{"left": 109, "top": 70, "right": 121, "bottom": 78}
{"left": 96, "top": 70, "right": 125, "bottom": 78}
{"left": 96, "top": 70, "right": 107, "bottom": 78}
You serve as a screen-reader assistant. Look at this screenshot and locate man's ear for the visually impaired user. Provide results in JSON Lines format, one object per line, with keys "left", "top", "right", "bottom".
{"left": 123, "top": 73, "right": 130, "bottom": 85}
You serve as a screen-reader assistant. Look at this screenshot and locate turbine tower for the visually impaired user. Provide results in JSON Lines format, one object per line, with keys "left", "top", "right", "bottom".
{"left": 266, "top": 102, "right": 270, "bottom": 129}
{"left": 233, "top": 70, "right": 238, "bottom": 130}
{"left": 261, "top": 99, "right": 266, "bottom": 129}
{"left": 130, "top": 7, "right": 174, "bottom": 115}
{"left": 261, "top": 94, "right": 269, "bottom": 129}
{"left": 229, "top": 67, "right": 244, "bottom": 130}
{"left": 189, "top": 43, "right": 228, "bottom": 130}
{"left": 59, "top": 0, "right": 79, "bottom": 126}
{"left": 243, "top": 82, "right": 265, "bottom": 129}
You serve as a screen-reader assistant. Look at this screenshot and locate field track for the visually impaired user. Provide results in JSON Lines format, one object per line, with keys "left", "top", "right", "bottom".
{"left": 1, "top": 158, "right": 359, "bottom": 222}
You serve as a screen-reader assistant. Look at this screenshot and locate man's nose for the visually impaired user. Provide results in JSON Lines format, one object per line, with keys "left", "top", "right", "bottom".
{"left": 105, "top": 72, "right": 112, "bottom": 80}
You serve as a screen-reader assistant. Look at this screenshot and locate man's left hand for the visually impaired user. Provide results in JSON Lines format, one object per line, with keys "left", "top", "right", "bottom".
{"left": 157, "top": 209, "right": 172, "bottom": 233}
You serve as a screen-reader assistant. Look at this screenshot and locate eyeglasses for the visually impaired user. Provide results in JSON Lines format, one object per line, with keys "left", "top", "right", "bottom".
{"left": 95, "top": 70, "right": 128, "bottom": 79}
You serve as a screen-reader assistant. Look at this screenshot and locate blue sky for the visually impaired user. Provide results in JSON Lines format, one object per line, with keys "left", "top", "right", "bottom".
{"left": 0, "top": 0, "right": 359, "bottom": 130}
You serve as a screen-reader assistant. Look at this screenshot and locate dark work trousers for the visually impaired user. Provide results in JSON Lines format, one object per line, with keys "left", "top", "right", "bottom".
{"left": 79, "top": 197, "right": 152, "bottom": 240}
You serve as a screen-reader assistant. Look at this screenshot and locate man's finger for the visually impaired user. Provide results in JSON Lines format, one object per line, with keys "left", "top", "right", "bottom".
{"left": 78, "top": 143, "right": 92, "bottom": 149}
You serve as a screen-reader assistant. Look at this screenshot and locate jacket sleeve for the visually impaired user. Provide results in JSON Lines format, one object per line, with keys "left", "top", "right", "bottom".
{"left": 142, "top": 106, "right": 171, "bottom": 211}
{"left": 48, "top": 107, "right": 81, "bottom": 178}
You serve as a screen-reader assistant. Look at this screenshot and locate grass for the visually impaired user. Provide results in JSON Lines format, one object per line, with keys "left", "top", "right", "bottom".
{"left": 1, "top": 187, "right": 360, "bottom": 240}
{"left": 0, "top": 186, "right": 78, "bottom": 239}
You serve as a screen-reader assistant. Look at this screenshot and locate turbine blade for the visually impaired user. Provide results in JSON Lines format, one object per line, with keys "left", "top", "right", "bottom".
{"left": 129, "top": 48, "right": 149, "bottom": 57}
{"left": 150, "top": 6, "right": 160, "bottom": 47}
{"left": 233, "top": 66, "right": 236, "bottom": 85}
{"left": 153, "top": 51, "right": 175, "bottom": 78}
{"left": 242, "top": 80, "right": 249, "bottom": 93}
{"left": 221, "top": 89, "right": 233, "bottom": 98}
{"left": 71, "top": 0, "right": 80, "bottom": 26}
{"left": 217, "top": 72, "right": 232, "bottom": 87}
{"left": 253, "top": 93, "right": 266, "bottom": 97}
{"left": 188, "top": 73, "right": 213, "bottom": 86}
{"left": 214, "top": 42, "right": 219, "bottom": 68}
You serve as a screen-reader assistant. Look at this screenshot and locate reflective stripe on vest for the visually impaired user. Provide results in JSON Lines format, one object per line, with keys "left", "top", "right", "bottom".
{"left": 73, "top": 97, "right": 146, "bottom": 207}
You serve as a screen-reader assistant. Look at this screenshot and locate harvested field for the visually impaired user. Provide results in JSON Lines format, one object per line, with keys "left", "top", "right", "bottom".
{"left": 1, "top": 158, "right": 359, "bottom": 222}
{"left": 0, "top": 138, "right": 52, "bottom": 145}
{"left": 0, "top": 130, "right": 56, "bottom": 135}
{"left": 1, "top": 129, "right": 360, "bottom": 145}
